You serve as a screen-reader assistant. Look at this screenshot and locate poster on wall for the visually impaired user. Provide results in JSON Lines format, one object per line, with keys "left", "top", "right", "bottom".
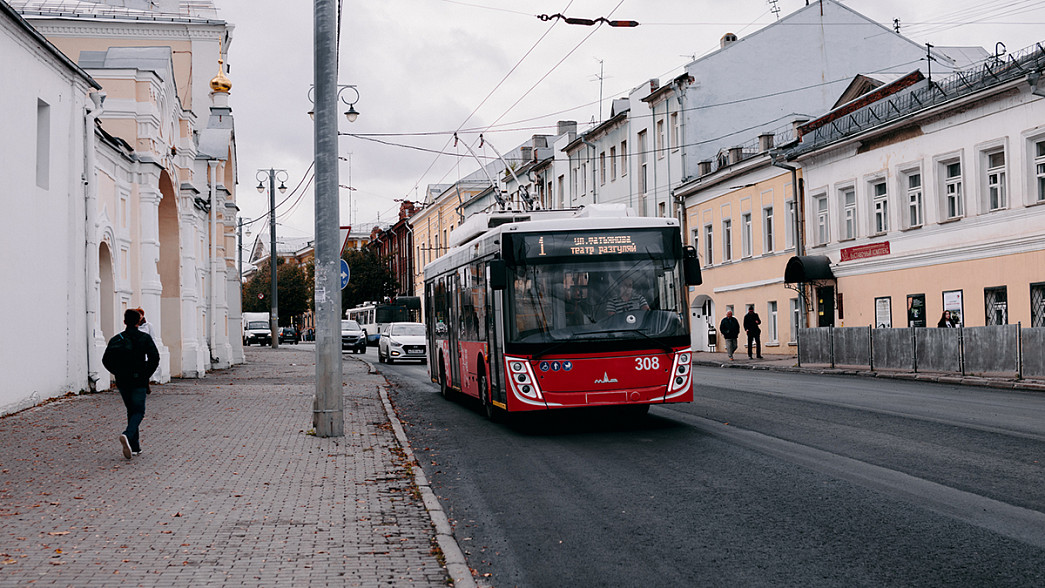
{"left": 875, "top": 296, "right": 892, "bottom": 328}
{"left": 943, "top": 290, "right": 963, "bottom": 326}
{"left": 907, "top": 294, "right": 927, "bottom": 327}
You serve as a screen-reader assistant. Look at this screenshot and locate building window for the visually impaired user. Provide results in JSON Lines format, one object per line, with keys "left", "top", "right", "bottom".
{"left": 741, "top": 213, "right": 752, "bottom": 257}
{"left": 599, "top": 151, "right": 607, "bottom": 185}
{"left": 1032, "top": 283, "right": 1045, "bottom": 328}
{"left": 785, "top": 200, "right": 796, "bottom": 249}
{"left": 691, "top": 228, "right": 699, "bottom": 250}
{"left": 789, "top": 298, "right": 800, "bottom": 343}
{"left": 942, "top": 160, "right": 963, "bottom": 219}
{"left": 557, "top": 175, "right": 565, "bottom": 208}
{"left": 905, "top": 171, "right": 923, "bottom": 228}
{"left": 36, "top": 99, "right": 50, "bottom": 189}
{"left": 571, "top": 167, "right": 578, "bottom": 201}
{"left": 763, "top": 207, "right": 774, "bottom": 253}
{"left": 872, "top": 180, "right": 889, "bottom": 234}
{"left": 670, "top": 112, "right": 679, "bottom": 151}
{"left": 985, "top": 150, "right": 1006, "bottom": 210}
{"left": 1035, "top": 140, "right": 1045, "bottom": 203}
{"left": 581, "top": 162, "right": 587, "bottom": 195}
{"left": 768, "top": 301, "right": 778, "bottom": 343}
{"left": 638, "top": 131, "right": 648, "bottom": 193}
{"left": 722, "top": 219, "right": 733, "bottom": 261}
{"left": 656, "top": 118, "right": 665, "bottom": 159}
{"left": 984, "top": 286, "right": 1008, "bottom": 325}
{"left": 815, "top": 194, "right": 830, "bottom": 245}
{"left": 609, "top": 146, "right": 617, "bottom": 181}
{"left": 704, "top": 224, "right": 713, "bottom": 265}
{"left": 620, "top": 140, "right": 628, "bottom": 175}
{"left": 840, "top": 187, "right": 856, "bottom": 240}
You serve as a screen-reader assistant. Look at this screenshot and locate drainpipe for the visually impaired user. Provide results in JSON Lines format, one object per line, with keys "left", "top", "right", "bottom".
{"left": 580, "top": 138, "right": 597, "bottom": 204}
{"left": 83, "top": 90, "right": 105, "bottom": 392}
{"left": 208, "top": 160, "right": 219, "bottom": 364}
{"left": 771, "top": 154, "right": 807, "bottom": 329}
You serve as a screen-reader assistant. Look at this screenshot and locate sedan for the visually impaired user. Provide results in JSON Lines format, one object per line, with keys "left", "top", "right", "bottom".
{"left": 279, "top": 326, "right": 300, "bottom": 344}
{"left": 378, "top": 322, "right": 427, "bottom": 364}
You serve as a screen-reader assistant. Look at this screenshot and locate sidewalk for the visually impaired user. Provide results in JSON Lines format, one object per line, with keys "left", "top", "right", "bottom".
{"left": 692, "top": 351, "right": 1045, "bottom": 392}
{"left": 0, "top": 346, "right": 470, "bottom": 587}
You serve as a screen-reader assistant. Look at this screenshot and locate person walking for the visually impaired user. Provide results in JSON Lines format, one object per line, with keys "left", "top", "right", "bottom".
{"left": 135, "top": 307, "right": 155, "bottom": 340}
{"left": 743, "top": 305, "right": 763, "bottom": 359}
{"left": 719, "top": 310, "right": 741, "bottom": 360}
{"left": 102, "top": 309, "right": 160, "bottom": 459}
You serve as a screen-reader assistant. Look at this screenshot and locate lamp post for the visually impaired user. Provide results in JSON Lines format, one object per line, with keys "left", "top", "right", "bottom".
{"left": 311, "top": 5, "right": 361, "bottom": 437}
{"left": 256, "top": 168, "right": 288, "bottom": 348}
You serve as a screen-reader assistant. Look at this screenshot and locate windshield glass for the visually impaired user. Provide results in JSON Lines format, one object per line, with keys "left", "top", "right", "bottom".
{"left": 391, "top": 324, "right": 425, "bottom": 336}
{"left": 506, "top": 257, "right": 686, "bottom": 346}
{"left": 247, "top": 321, "right": 267, "bottom": 330}
{"left": 341, "top": 320, "right": 361, "bottom": 331}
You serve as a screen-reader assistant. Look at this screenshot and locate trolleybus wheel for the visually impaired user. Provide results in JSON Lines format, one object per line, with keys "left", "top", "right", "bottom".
{"left": 439, "top": 363, "right": 452, "bottom": 400}
{"left": 479, "top": 373, "right": 503, "bottom": 423}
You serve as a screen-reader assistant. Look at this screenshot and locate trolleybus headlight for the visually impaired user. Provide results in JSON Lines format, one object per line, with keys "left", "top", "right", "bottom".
{"left": 679, "top": 353, "right": 691, "bottom": 364}
{"left": 510, "top": 362, "right": 525, "bottom": 373}
{"left": 675, "top": 377, "right": 685, "bottom": 386}
{"left": 515, "top": 373, "right": 529, "bottom": 384}
{"left": 521, "top": 385, "right": 532, "bottom": 394}
{"left": 677, "top": 364, "right": 688, "bottom": 375}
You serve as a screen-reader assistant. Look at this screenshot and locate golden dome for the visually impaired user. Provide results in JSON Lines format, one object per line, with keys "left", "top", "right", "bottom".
{"left": 210, "top": 59, "right": 232, "bottom": 93}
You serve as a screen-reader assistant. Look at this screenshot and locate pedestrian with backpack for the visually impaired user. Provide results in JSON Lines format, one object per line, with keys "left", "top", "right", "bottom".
{"left": 102, "top": 309, "right": 160, "bottom": 459}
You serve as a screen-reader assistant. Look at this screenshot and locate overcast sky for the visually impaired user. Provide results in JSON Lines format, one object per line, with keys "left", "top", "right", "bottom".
{"left": 216, "top": 0, "right": 1045, "bottom": 250}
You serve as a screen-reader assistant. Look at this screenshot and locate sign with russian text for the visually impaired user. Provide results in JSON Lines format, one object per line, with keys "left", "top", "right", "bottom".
{"left": 840, "top": 241, "right": 890, "bottom": 262}
{"left": 514, "top": 230, "right": 668, "bottom": 262}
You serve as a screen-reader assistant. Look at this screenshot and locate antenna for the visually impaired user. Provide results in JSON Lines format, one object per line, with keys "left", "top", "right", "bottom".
{"left": 768, "top": 0, "right": 781, "bottom": 19}
{"left": 893, "top": 18, "right": 900, "bottom": 34}
{"left": 593, "top": 58, "right": 605, "bottom": 123}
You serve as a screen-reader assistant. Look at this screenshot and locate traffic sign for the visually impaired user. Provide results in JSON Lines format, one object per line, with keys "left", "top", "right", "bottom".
{"left": 340, "top": 259, "right": 350, "bottom": 290}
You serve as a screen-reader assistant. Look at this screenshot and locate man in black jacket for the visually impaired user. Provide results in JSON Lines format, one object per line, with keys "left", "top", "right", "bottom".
{"left": 103, "top": 309, "right": 160, "bottom": 459}
{"left": 719, "top": 310, "right": 741, "bottom": 360}
{"left": 744, "top": 305, "right": 763, "bottom": 359}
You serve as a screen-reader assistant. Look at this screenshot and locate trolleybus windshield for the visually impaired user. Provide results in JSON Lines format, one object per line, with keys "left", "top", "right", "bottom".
{"left": 506, "top": 255, "right": 686, "bottom": 348}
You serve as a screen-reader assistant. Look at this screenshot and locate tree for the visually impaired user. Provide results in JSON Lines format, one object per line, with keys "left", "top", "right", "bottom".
{"left": 342, "top": 248, "right": 398, "bottom": 313}
{"left": 242, "top": 259, "right": 312, "bottom": 326}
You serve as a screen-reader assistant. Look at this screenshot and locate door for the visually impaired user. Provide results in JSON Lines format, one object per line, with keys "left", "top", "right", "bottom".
{"left": 817, "top": 286, "right": 835, "bottom": 327}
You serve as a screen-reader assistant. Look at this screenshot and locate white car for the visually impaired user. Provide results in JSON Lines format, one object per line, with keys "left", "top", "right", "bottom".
{"left": 378, "top": 322, "right": 427, "bottom": 364}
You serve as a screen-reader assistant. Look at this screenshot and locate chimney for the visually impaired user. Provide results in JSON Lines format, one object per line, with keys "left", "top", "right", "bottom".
{"left": 720, "top": 33, "right": 737, "bottom": 49}
{"left": 758, "top": 133, "right": 774, "bottom": 152}
{"left": 557, "top": 120, "right": 577, "bottom": 136}
{"left": 728, "top": 146, "right": 744, "bottom": 165}
{"left": 649, "top": 79, "right": 660, "bottom": 93}
{"left": 792, "top": 117, "right": 810, "bottom": 135}
{"left": 698, "top": 160, "right": 713, "bottom": 176}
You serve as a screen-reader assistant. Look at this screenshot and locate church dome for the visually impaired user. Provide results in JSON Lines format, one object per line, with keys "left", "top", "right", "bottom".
{"left": 210, "top": 59, "right": 232, "bottom": 93}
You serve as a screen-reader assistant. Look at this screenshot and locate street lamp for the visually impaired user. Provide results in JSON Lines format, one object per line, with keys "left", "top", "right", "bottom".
{"left": 256, "top": 168, "right": 288, "bottom": 349}
{"left": 308, "top": 84, "right": 360, "bottom": 123}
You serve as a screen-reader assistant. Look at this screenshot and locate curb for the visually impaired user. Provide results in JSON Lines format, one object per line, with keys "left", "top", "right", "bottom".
{"left": 362, "top": 356, "right": 476, "bottom": 588}
{"left": 692, "top": 358, "right": 1045, "bottom": 392}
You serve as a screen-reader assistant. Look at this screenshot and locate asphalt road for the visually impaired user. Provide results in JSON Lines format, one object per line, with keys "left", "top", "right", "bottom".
{"left": 382, "top": 361, "right": 1045, "bottom": 588}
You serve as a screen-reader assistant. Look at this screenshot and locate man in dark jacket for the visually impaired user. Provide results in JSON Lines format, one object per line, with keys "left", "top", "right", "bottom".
{"left": 719, "top": 310, "right": 741, "bottom": 360}
{"left": 744, "top": 305, "right": 763, "bottom": 359}
{"left": 102, "top": 309, "right": 160, "bottom": 459}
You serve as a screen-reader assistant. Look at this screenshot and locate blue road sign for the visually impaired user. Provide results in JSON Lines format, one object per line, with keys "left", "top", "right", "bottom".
{"left": 340, "top": 259, "right": 350, "bottom": 290}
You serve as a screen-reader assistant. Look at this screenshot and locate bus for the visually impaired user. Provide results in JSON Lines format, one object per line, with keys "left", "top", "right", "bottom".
{"left": 346, "top": 297, "right": 421, "bottom": 345}
{"left": 424, "top": 205, "right": 702, "bottom": 420}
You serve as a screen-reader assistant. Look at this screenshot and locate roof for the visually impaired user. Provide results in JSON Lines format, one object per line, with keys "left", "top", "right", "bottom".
{"left": 79, "top": 45, "right": 173, "bottom": 82}
{"left": 9, "top": 0, "right": 223, "bottom": 23}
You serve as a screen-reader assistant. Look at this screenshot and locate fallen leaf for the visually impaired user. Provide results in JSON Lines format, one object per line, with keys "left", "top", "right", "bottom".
{"left": 47, "top": 532, "right": 70, "bottom": 536}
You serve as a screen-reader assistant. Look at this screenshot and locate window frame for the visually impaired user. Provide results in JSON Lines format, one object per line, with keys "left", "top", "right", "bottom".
{"left": 871, "top": 179, "right": 889, "bottom": 234}
{"left": 900, "top": 166, "right": 923, "bottom": 229}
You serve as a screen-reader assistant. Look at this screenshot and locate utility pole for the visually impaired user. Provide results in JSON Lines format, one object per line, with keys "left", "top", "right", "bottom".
{"left": 313, "top": 0, "right": 344, "bottom": 437}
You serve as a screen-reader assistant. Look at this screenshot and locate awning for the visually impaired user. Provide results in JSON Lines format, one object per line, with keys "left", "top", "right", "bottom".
{"left": 784, "top": 256, "right": 835, "bottom": 283}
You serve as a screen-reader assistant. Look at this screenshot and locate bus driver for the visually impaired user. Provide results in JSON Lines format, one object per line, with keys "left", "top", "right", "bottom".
{"left": 605, "top": 277, "right": 650, "bottom": 316}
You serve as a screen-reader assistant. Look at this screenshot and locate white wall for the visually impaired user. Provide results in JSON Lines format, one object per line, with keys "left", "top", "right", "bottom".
{"left": 0, "top": 14, "right": 92, "bottom": 414}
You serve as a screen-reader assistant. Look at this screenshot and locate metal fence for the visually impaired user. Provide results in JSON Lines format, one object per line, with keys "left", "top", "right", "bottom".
{"left": 798, "top": 324, "right": 1045, "bottom": 379}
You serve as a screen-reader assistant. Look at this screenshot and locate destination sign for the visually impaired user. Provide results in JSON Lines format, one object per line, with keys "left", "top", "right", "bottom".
{"left": 514, "top": 230, "right": 668, "bottom": 261}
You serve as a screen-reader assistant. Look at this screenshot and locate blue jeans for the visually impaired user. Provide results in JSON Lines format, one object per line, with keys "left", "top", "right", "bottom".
{"left": 117, "top": 385, "right": 148, "bottom": 452}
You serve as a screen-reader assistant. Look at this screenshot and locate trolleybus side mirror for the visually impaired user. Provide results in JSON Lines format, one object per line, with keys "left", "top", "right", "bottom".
{"left": 489, "top": 259, "right": 507, "bottom": 290}
{"left": 683, "top": 246, "right": 702, "bottom": 286}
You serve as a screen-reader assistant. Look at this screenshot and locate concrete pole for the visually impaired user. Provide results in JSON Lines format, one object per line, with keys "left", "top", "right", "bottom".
{"left": 268, "top": 169, "right": 280, "bottom": 348}
{"left": 313, "top": 0, "right": 344, "bottom": 437}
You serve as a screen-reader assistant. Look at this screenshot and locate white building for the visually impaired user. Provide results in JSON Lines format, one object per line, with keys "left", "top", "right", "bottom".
{"left": 784, "top": 44, "right": 1045, "bottom": 329}
{"left": 0, "top": 3, "right": 101, "bottom": 414}
{"left": 1, "top": 0, "right": 241, "bottom": 415}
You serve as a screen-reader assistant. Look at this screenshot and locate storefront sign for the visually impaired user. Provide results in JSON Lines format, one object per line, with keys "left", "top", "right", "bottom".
{"left": 840, "top": 241, "right": 890, "bottom": 262}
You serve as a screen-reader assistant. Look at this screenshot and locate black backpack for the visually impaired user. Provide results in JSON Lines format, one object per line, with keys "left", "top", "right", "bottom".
{"left": 103, "top": 331, "right": 145, "bottom": 380}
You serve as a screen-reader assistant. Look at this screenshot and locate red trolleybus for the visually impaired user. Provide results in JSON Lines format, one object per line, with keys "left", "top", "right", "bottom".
{"left": 424, "top": 205, "right": 702, "bottom": 420}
